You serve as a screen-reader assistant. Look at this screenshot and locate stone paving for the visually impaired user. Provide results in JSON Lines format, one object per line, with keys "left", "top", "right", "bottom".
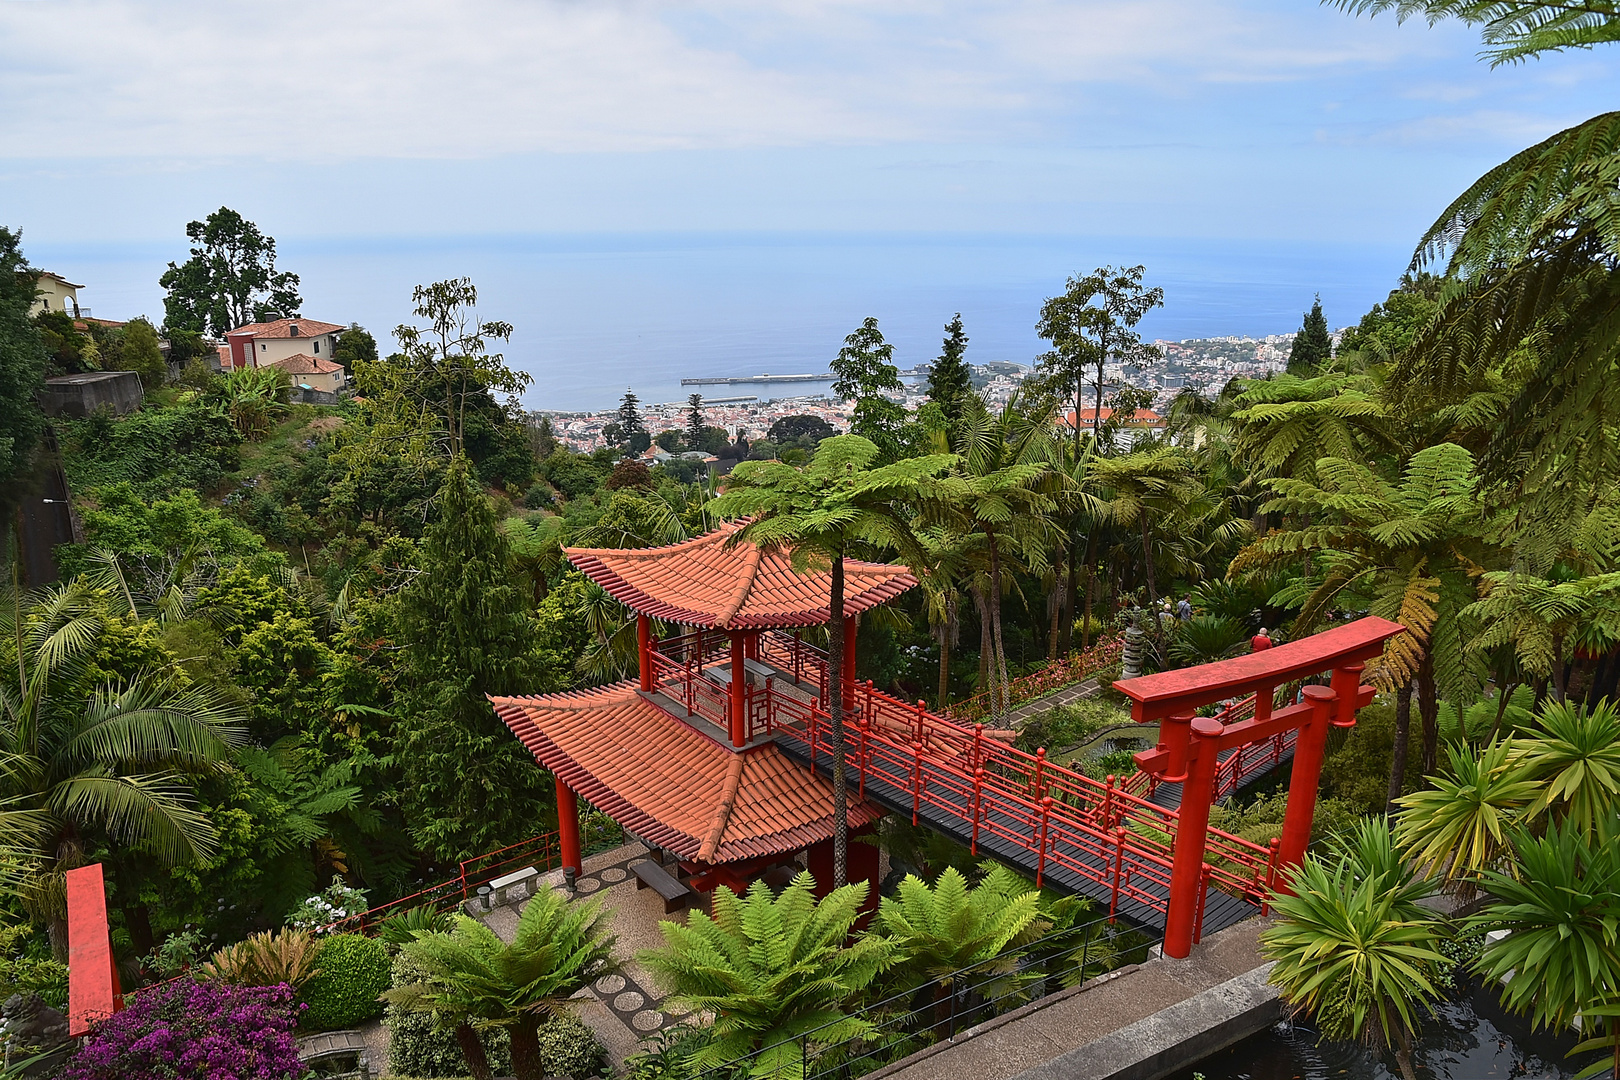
{"left": 473, "top": 839, "right": 697, "bottom": 1068}
{"left": 1001, "top": 678, "right": 1101, "bottom": 727}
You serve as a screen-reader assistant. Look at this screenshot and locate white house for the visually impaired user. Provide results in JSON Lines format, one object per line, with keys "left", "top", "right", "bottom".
{"left": 223, "top": 317, "right": 346, "bottom": 371}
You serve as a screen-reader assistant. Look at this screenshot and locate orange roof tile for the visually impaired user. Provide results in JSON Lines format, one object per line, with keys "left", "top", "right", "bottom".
{"left": 225, "top": 317, "right": 347, "bottom": 339}
{"left": 490, "top": 684, "right": 880, "bottom": 864}
{"left": 269, "top": 353, "right": 344, "bottom": 376}
{"left": 565, "top": 521, "right": 916, "bottom": 629}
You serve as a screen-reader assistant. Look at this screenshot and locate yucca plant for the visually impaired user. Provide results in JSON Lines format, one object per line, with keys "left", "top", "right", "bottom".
{"left": 1262, "top": 818, "right": 1448, "bottom": 1080}
{"left": 1515, "top": 700, "right": 1620, "bottom": 837}
{"left": 1395, "top": 738, "right": 1536, "bottom": 894}
{"left": 639, "top": 872, "right": 893, "bottom": 1080}
{"left": 199, "top": 927, "right": 322, "bottom": 990}
{"left": 386, "top": 887, "right": 616, "bottom": 1080}
{"left": 1472, "top": 822, "right": 1620, "bottom": 1080}
{"left": 1167, "top": 614, "right": 1249, "bottom": 667}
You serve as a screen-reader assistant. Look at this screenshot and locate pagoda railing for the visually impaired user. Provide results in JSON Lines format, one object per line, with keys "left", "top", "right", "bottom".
{"left": 764, "top": 680, "right": 1278, "bottom": 927}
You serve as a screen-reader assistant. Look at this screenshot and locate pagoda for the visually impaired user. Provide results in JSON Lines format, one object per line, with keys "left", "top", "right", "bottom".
{"left": 489, "top": 520, "right": 917, "bottom": 896}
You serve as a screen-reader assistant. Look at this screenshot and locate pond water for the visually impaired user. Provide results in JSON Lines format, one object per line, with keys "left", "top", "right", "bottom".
{"left": 1165, "top": 981, "right": 1589, "bottom": 1080}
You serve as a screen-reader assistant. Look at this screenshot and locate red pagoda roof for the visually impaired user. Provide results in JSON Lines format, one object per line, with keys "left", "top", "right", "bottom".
{"left": 565, "top": 521, "right": 917, "bottom": 629}
{"left": 490, "top": 685, "right": 882, "bottom": 864}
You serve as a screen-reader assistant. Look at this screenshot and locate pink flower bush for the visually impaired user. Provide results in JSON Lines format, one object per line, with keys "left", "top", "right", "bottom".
{"left": 947, "top": 636, "right": 1124, "bottom": 723}
{"left": 62, "top": 979, "right": 306, "bottom": 1080}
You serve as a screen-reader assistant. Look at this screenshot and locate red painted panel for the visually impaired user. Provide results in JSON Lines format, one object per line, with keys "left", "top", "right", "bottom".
{"left": 66, "top": 863, "right": 120, "bottom": 1036}
{"left": 1114, "top": 616, "right": 1404, "bottom": 722}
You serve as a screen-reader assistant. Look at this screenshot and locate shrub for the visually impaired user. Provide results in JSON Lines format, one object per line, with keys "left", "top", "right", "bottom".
{"left": 60, "top": 979, "right": 303, "bottom": 1080}
{"left": 287, "top": 876, "right": 371, "bottom": 934}
{"left": 301, "top": 933, "right": 390, "bottom": 1031}
{"left": 199, "top": 928, "right": 322, "bottom": 990}
{"left": 535, "top": 1014, "right": 607, "bottom": 1078}
{"left": 386, "top": 951, "right": 511, "bottom": 1078}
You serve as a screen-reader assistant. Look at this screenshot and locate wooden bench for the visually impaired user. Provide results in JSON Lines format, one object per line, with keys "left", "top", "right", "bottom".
{"left": 487, "top": 866, "right": 539, "bottom": 907}
{"left": 632, "top": 860, "right": 693, "bottom": 913}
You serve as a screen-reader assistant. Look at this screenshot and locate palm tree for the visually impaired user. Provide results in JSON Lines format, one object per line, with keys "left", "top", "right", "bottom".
{"left": 917, "top": 527, "right": 971, "bottom": 707}
{"left": 1464, "top": 570, "right": 1620, "bottom": 703}
{"left": 1472, "top": 822, "right": 1620, "bottom": 1080}
{"left": 501, "top": 515, "right": 566, "bottom": 607}
{"left": 1229, "top": 443, "right": 1484, "bottom": 792}
{"left": 0, "top": 579, "right": 245, "bottom": 951}
{"left": 639, "top": 872, "right": 893, "bottom": 1080}
{"left": 947, "top": 395, "right": 1076, "bottom": 719}
{"left": 1331, "top": 5, "right": 1620, "bottom": 555}
{"left": 1262, "top": 818, "right": 1449, "bottom": 1080}
{"left": 875, "top": 866, "right": 1041, "bottom": 1007}
{"left": 1228, "top": 372, "right": 1393, "bottom": 485}
{"left": 1088, "top": 445, "right": 1202, "bottom": 611}
{"left": 386, "top": 887, "right": 617, "bottom": 1080}
{"left": 710, "top": 435, "right": 956, "bottom": 886}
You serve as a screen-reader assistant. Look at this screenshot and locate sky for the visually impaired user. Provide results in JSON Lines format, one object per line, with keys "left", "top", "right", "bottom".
{"left": 1, "top": 0, "right": 1613, "bottom": 406}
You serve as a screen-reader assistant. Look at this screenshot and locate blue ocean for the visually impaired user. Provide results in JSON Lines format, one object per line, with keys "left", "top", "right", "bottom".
{"left": 27, "top": 232, "right": 1413, "bottom": 413}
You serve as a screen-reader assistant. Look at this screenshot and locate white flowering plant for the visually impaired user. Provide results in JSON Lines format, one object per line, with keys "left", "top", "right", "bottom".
{"left": 286, "top": 876, "right": 371, "bottom": 935}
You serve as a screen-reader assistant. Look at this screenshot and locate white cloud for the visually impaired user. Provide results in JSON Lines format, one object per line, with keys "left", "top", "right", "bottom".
{"left": 0, "top": 0, "right": 1546, "bottom": 160}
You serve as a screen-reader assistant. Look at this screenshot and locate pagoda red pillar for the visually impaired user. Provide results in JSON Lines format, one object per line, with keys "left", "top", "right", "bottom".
{"left": 729, "top": 631, "right": 746, "bottom": 747}
{"left": 1164, "top": 716, "right": 1223, "bottom": 958}
{"left": 556, "top": 777, "right": 582, "bottom": 876}
{"left": 1276, "top": 685, "right": 1338, "bottom": 875}
{"left": 66, "top": 863, "right": 121, "bottom": 1036}
{"left": 637, "top": 614, "right": 653, "bottom": 692}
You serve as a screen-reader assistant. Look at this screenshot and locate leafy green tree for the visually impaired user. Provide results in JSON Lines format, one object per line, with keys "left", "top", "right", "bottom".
{"left": 640, "top": 873, "right": 893, "bottom": 1080}
{"left": 684, "top": 393, "right": 704, "bottom": 448}
{"left": 387, "top": 888, "right": 616, "bottom": 1080}
{"left": 158, "top": 207, "right": 303, "bottom": 336}
{"left": 117, "top": 317, "right": 165, "bottom": 391}
{"left": 331, "top": 324, "right": 378, "bottom": 372}
{"left": 927, "top": 314, "right": 974, "bottom": 426}
{"left": 767, "top": 414, "right": 836, "bottom": 446}
{"left": 0, "top": 227, "right": 46, "bottom": 515}
{"left": 1262, "top": 818, "right": 1448, "bottom": 1080}
{"left": 1286, "top": 296, "right": 1332, "bottom": 375}
{"left": 1230, "top": 443, "right": 1484, "bottom": 791}
{"left": 709, "top": 435, "right": 955, "bottom": 884}
{"left": 0, "top": 579, "right": 246, "bottom": 951}
{"left": 1463, "top": 570, "right": 1620, "bottom": 702}
{"left": 1337, "top": 275, "right": 1442, "bottom": 360}
{"left": 394, "top": 457, "right": 554, "bottom": 860}
{"left": 1035, "top": 265, "right": 1164, "bottom": 444}
{"left": 1088, "top": 446, "right": 1201, "bottom": 611}
{"left": 831, "top": 317, "right": 908, "bottom": 459}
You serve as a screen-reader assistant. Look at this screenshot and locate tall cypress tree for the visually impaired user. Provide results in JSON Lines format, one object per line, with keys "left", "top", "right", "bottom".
{"left": 685, "top": 393, "right": 705, "bottom": 448}
{"left": 928, "top": 313, "right": 973, "bottom": 424}
{"left": 1287, "top": 295, "right": 1332, "bottom": 375}
{"left": 396, "top": 457, "right": 554, "bottom": 860}
{"left": 0, "top": 227, "right": 46, "bottom": 517}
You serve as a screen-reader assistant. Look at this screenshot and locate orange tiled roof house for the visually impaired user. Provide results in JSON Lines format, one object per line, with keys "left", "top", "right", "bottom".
{"left": 223, "top": 317, "right": 347, "bottom": 371}
{"left": 489, "top": 521, "right": 917, "bottom": 898}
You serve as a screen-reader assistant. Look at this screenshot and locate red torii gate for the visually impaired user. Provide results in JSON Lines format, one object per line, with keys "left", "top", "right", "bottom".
{"left": 1115, "top": 616, "right": 1403, "bottom": 958}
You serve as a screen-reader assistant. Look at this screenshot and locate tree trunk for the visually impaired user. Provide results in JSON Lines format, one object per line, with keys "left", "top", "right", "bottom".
{"left": 1080, "top": 531, "right": 1098, "bottom": 650}
{"left": 988, "top": 534, "right": 1010, "bottom": 721}
{"left": 1139, "top": 513, "right": 1159, "bottom": 609}
{"left": 509, "top": 1016, "right": 544, "bottom": 1080}
{"left": 454, "top": 1023, "right": 494, "bottom": 1080}
{"left": 827, "top": 551, "right": 849, "bottom": 888}
{"left": 122, "top": 903, "right": 154, "bottom": 960}
{"left": 1393, "top": 1029, "right": 1418, "bottom": 1080}
{"left": 1061, "top": 527, "right": 1078, "bottom": 657}
{"left": 1553, "top": 633, "right": 1568, "bottom": 702}
{"left": 937, "top": 595, "right": 954, "bottom": 707}
{"left": 1488, "top": 681, "right": 1516, "bottom": 744}
{"left": 1387, "top": 681, "right": 1413, "bottom": 814}
{"left": 1048, "top": 559, "right": 1064, "bottom": 661}
{"left": 974, "top": 585, "right": 992, "bottom": 699}
{"left": 1417, "top": 652, "right": 1439, "bottom": 778}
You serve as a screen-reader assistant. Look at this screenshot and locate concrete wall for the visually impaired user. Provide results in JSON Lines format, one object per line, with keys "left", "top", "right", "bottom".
{"left": 40, "top": 372, "right": 143, "bottom": 418}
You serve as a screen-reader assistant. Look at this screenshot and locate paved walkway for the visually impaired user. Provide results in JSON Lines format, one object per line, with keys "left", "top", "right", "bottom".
{"left": 872, "top": 917, "right": 1277, "bottom": 1080}
{"left": 474, "top": 840, "right": 693, "bottom": 1068}
{"left": 1002, "top": 678, "right": 1101, "bottom": 727}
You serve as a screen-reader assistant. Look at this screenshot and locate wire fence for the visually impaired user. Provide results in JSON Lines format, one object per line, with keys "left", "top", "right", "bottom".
{"left": 685, "top": 911, "right": 1161, "bottom": 1080}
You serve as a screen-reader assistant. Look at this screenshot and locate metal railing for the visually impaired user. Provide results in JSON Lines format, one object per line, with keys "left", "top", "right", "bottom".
{"left": 685, "top": 912, "right": 1160, "bottom": 1080}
